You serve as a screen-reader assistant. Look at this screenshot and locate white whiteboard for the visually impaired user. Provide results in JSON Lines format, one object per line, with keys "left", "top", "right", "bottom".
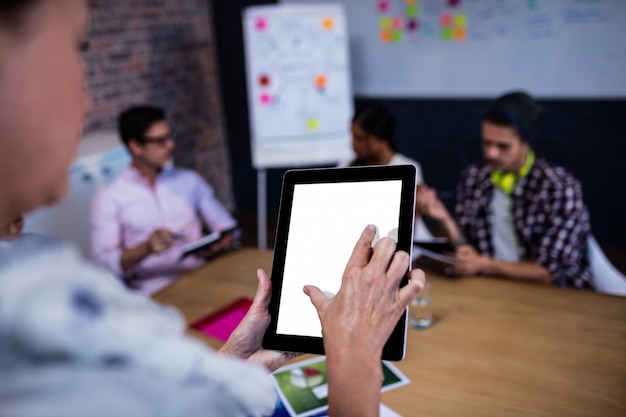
{"left": 243, "top": 4, "right": 354, "bottom": 169}
{"left": 283, "top": 0, "right": 626, "bottom": 98}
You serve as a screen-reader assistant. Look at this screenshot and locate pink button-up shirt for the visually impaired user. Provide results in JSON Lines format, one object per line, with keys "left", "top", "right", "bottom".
{"left": 91, "top": 166, "right": 236, "bottom": 294}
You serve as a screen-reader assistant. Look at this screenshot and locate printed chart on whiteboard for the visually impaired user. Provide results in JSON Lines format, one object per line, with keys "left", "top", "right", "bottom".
{"left": 243, "top": 4, "right": 354, "bottom": 168}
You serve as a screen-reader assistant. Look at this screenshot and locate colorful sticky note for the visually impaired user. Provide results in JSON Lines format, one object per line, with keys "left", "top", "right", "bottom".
{"left": 380, "top": 16, "right": 391, "bottom": 29}
{"left": 255, "top": 17, "right": 267, "bottom": 31}
{"left": 406, "top": 18, "right": 419, "bottom": 32}
{"left": 392, "top": 16, "right": 403, "bottom": 29}
{"left": 454, "top": 13, "right": 467, "bottom": 28}
{"left": 452, "top": 27, "right": 466, "bottom": 41}
{"left": 440, "top": 12, "right": 453, "bottom": 27}
{"left": 423, "top": 21, "right": 436, "bottom": 36}
{"left": 315, "top": 75, "right": 327, "bottom": 89}
{"left": 392, "top": 30, "right": 404, "bottom": 43}
{"left": 405, "top": 0, "right": 417, "bottom": 4}
{"left": 378, "top": 0, "right": 390, "bottom": 13}
{"left": 406, "top": 4, "right": 418, "bottom": 17}
{"left": 447, "top": 0, "right": 460, "bottom": 7}
{"left": 380, "top": 29, "right": 393, "bottom": 43}
{"left": 307, "top": 118, "right": 319, "bottom": 130}
{"left": 322, "top": 17, "right": 334, "bottom": 30}
{"left": 259, "top": 74, "right": 270, "bottom": 87}
{"left": 260, "top": 93, "right": 271, "bottom": 105}
{"left": 441, "top": 27, "right": 452, "bottom": 40}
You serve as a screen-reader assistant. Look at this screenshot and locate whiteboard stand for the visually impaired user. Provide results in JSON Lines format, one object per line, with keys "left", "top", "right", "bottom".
{"left": 243, "top": 4, "right": 354, "bottom": 251}
{"left": 257, "top": 169, "right": 267, "bottom": 250}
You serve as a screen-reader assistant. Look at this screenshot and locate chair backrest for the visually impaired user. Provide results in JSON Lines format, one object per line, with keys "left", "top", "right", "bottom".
{"left": 588, "top": 236, "right": 626, "bottom": 296}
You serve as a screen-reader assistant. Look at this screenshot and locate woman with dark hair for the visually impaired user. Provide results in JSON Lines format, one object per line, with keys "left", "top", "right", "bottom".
{"left": 0, "top": 2, "right": 425, "bottom": 416}
{"left": 341, "top": 103, "right": 422, "bottom": 172}
{"left": 340, "top": 102, "right": 433, "bottom": 240}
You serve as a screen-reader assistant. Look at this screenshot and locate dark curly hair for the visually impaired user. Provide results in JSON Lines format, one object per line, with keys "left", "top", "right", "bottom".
{"left": 482, "top": 91, "right": 544, "bottom": 144}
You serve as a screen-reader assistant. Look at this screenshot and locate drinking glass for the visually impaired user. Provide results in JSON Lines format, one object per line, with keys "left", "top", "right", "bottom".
{"left": 409, "top": 282, "right": 432, "bottom": 330}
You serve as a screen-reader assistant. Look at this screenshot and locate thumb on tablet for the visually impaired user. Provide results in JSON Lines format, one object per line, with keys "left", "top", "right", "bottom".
{"left": 303, "top": 285, "right": 329, "bottom": 311}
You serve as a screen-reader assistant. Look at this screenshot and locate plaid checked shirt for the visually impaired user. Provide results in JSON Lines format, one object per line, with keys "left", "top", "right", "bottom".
{"left": 455, "top": 158, "right": 593, "bottom": 289}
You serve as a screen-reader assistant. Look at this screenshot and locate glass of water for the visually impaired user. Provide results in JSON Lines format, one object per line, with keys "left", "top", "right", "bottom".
{"left": 409, "top": 281, "right": 432, "bottom": 330}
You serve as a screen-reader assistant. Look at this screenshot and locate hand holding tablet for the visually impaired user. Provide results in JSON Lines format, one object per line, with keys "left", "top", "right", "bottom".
{"left": 263, "top": 165, "right": 424, "bottom": 361}
{"left": 304, "top": 225, "right": 425, "bottom": 359}
{"left": 220, "top": 167, "right": 426, "bottom": 417}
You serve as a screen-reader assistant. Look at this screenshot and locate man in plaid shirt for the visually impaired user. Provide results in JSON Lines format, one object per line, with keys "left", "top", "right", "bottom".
{"left": 416, "top": 92, "right": 593, "bottom": 289}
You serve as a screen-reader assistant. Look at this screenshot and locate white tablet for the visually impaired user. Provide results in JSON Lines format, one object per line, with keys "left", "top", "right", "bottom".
{"left": 263, "top": 165, "right": 416, "bottom": 360}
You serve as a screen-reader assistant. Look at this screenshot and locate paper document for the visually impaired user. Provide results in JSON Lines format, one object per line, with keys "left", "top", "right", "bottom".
{"left": 412, "top": 245, "right": 458, "bottom": 265}
{"left": 271, "top": 356, "right": 409, "bottom": 417}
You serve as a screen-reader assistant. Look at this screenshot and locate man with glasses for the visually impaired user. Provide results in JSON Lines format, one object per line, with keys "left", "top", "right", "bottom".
{"left": 91, "top": 105, "right": 237, "bottom": 294}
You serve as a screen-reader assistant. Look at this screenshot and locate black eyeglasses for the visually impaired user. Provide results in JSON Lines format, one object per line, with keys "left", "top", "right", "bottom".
{"left": 141, "top": 132, "right": 175, "bottom": 146}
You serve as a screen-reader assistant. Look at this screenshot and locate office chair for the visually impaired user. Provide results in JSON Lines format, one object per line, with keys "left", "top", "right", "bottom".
{"left": 588, "top": 236, "right": 626, "bottom": 296}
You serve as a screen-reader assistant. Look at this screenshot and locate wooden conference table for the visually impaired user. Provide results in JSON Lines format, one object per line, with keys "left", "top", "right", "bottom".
{"left": 153, "top": 248, "right": 626, "bottom": 417}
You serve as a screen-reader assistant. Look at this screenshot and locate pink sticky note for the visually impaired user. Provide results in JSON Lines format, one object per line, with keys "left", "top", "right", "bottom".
{"left": 191, "top": 298, "right": 253, "bottom": 342}
{"left": 260, "top": 93, "right": 271, "bottom": 105}
{"left": 255, "top": 17, "right": 268, "bottom": 31}
{"left": 440, "top": 12, "right": 453, "bottom": 27}
{"left": 378, "top": 0, "right": 390, "bottom": 13}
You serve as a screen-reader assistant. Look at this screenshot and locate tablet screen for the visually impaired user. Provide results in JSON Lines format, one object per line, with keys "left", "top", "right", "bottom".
{"left": 276, "top": 180, "right": 403, "bottom": 338}
{"left": 264, "top": 165, "right": 416, "bottom": 361}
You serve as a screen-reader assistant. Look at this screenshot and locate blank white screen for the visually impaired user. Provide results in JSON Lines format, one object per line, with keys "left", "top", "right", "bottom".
{"left": 276, "top": 180, "right": 402, "bottom": 337}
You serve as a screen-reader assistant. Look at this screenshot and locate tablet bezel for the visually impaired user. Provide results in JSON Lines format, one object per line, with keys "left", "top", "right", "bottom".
{"left": 263, "top": 165, "right": 416, "bottom": 361}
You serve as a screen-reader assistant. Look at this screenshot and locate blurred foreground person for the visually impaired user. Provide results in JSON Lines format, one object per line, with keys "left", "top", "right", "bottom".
{"left": 0, "top": 1, "right": 425, "bottom": 416}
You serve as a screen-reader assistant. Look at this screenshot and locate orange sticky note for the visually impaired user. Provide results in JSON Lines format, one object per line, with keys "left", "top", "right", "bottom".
{"left": 380, "top": 29, "right": 393, "bottom": 43}
{"left": 315, "top": 75, "right": 327, "bottom": 89}
{"left": 322, "top": 17, "right": 334, "bottom": 30}
{"left": 453, "top": 27, "right": 466, "bottom": 41}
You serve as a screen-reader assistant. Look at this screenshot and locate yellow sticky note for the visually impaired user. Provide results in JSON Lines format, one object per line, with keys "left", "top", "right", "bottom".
{"left": 454, "top": 14, "right": 467, "bottom": 28}
{"left": 380, "top": 16, "right": 391, "bottom": 29}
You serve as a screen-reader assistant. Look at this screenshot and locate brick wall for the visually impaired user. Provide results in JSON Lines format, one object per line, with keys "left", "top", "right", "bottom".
{"left": 83, "top": 0, "right": 234, "bottom": 208}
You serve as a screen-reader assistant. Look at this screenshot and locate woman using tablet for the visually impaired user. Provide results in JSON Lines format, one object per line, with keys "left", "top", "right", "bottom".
{"left": 339, "top": 102, "right": 434, "bottom": 240}
{"left": 0, "top": 2, "right": 425, "bottom": 416}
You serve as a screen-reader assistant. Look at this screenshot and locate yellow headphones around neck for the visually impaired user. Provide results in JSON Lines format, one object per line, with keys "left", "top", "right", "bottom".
{"left": 490, "top": 149, "right": 535, "bottom": 194}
